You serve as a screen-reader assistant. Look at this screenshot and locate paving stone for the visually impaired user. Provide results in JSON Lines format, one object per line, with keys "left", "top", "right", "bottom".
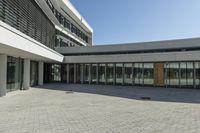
{"left": 0, "top": 84, "right": 200, "bottom": 133}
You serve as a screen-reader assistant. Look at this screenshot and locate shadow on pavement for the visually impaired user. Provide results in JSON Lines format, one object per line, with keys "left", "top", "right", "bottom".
{"left": 37, "top": 83, "right": 200, "bottom": 104}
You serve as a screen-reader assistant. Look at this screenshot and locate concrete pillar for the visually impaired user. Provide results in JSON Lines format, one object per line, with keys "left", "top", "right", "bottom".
{"left": 23, "top": 59, "right": 30, "bottom": 90}
{"left": 0, "top": 54, "right": 7, "bottom": 96}
{"left": 38, "top": 61, "right": 44, "bottom": 86}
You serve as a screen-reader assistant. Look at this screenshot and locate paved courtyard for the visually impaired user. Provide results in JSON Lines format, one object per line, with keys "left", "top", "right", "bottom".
{"left": 0, "top": 84, "right": 200, "bottom": 133}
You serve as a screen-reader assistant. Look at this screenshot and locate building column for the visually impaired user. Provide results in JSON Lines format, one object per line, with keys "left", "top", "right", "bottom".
{"left": 23, "top": 59, "right": 30, "bottom": 90}
{"left": 38, "top": 61, "right": 44, "bottom": 86}
{"left": 0, "top": 54, "right": 7, "bottom": 96}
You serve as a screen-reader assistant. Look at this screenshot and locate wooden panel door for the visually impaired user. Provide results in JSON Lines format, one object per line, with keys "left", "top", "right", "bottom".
{"left": 154, "top": 63, "right": 164, "bottom": 86}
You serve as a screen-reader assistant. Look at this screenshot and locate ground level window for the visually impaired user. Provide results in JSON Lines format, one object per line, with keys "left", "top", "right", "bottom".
{"left": 7, "top": 56, "right": 23, "bottom": 92}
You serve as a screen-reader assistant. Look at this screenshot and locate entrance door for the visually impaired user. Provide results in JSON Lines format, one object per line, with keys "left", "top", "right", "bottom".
{"left": 154, "top": 63, "right": 164, "bottom": 86}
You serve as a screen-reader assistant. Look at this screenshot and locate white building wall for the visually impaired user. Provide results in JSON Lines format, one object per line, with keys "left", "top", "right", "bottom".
{"left": 0, "top": 21, "right": 63, "bottom": 62}
{"left": 0, "top": 54, "right": 7, "bottom": 96}
{"left": 63, "top": 50, "right": 200, "bottom": 63}
{"left": 23, "top": 59, "right": 30, "bottom": 90}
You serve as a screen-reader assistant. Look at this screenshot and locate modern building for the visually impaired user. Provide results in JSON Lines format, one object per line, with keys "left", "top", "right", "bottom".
{"left": 0, "top": 0, "right": 200, "bottom": 97}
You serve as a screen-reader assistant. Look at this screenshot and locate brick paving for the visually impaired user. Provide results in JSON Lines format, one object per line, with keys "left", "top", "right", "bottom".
{"left": 0, "top": 84, "right": 200, "bottom": 133}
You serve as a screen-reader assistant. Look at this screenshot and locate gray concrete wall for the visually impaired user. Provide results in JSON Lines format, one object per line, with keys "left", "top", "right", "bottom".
{"left": 56, "top": 37, "right": 200, "bottom": 55}
{"left": 63, "top": 50, "right": 200, "bottom": 63}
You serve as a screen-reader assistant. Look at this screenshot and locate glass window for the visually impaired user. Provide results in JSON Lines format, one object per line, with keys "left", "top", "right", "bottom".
{"left": 61, "top": 64, "right": 67, "bottom": 83}
{"left": 98, "top": 64, "right": 105, "bottom": 84}
{"left": 180, "top": 62, "right": 187, "bottom": 86}
{"left": 76, "top": 64, "right": 81, "bottom": 83}
{"left": 51, "top": 64, "right": 61, "bottom": 82}
{"left": 83, "top": 64, "right": 90, "bottom": 84}
{"left": 69, "top": 64, "right": 74, "bottom": 83}
{"left": 106, "top": 64, "right": 114, "bottom": 84}
{"left": 195, "top": 62, "right": 200, "bottom": 87}
{"left": 168, "top": 63, "right": 179, "bottom": 86}
{"left": 124, "top": 63, "right": 132, "bottom": 85}
{"left": 30, "top": 61, "right": 39, "bottom": 86}
{"left": 7, "top": 57, "right": 24, "bottom": 92}
{"left": 143, "top": 63, "right": 154, "bottom": 85}
{"left": 134, "top": 63, "right": 143, "bottom": 85}
{"left": 116, "top": 64, "right": 123, "bottom": 84}
{"left": 187, "top": 62, "right": 194, "bottom": 86}
{"left": 91, "top": 64, "right": 97, "bottom": 84}
{"left": 179, "top": 62, "right": 194, "bottom": 87}
{"left": 164, "top": 63, "right": 170, "bottom": 85}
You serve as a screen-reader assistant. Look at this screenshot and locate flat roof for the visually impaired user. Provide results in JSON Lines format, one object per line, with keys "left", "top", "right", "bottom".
{"left": 59, "top": 0, "right": 93, "bottom": 33}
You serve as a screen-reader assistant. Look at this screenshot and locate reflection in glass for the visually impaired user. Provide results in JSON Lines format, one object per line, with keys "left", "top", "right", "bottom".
{"left": 76, "top": 64, "right": 81, "bottom": 83}
{"left": 143, "top": 63, "right": 154, "bottom": 85}
{"left": 52, "top": 64, "right": 61, "bottom": 82}
{"left": 168, "top": 63, "right": 179, "bottom": 86}
{"left": 195, "top": 62, "right": 200, "bottom": 87}
{"left": 30, "top": 61, "right": 39, "bottom": 86}
{"left": 61, "top": 64, "right": 67, "bottom": 83}
{"left": 180, "top": 62, "right": 187, "bottom": 86}
{"left": 187, "top": 62, "right": 194, "bottom": 86}
{"left": 69, "top": 64, "right": 74, "bottom": 83}
{"left": 83, "top": 64, "right": 90, "bottom": 83}
{"left": 7, "top": 56, "right": 24, "bottom": 92}
{"left": 106, "top": 64, "right": 114, "bottom": 84}
{"left": 98, "top": 64, "right": 105, "bottom": 84}
{"left": 164, "top": 63, "right": 170, "bottom": 85}
{"left": 134, "top": 63, "right": 143, "bottom": 85}
{"left": 91, "top": 64, "right": 97, "bottom": 84}
{"left": 116, "top": 64, "right": 123, "bottom": 84}
{"left": 124, "top": 63, "right": 132, "bottom": 85}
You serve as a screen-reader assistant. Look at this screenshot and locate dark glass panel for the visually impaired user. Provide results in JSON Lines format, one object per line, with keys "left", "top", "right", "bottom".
{"left": 30, "top": 61, "right": 38, "bottom": 86}
{"left": 106, "top": 64, "right": 114, "bottom": 84}
{"left": 143, "top": 63, "right": 154, "bottom": 85}
{"left": 116, "top": 64, "right": 123, "bottom": 84}
{"left": 124, "top": 63, "right": 132, "bottom": 85}
{"left": 7, "top": 56, "right": 23, "bottom": 92}
{"left": 91, "top": 64, "right": 97, "bottom": 84}
{"left": 98, "top": 64, "right": 105, "bottom": 84}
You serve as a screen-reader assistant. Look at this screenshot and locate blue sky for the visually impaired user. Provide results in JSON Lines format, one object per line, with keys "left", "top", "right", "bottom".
{"left": 70, "top": 0, "right": 200, "bottom": 45}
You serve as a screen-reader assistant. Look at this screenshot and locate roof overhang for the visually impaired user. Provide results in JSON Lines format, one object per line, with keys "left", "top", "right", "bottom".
{"left": 0, "top": 21, "right": 63, "bottom": 62}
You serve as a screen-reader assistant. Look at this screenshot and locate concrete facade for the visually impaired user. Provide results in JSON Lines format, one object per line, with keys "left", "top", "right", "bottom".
{"left": 0, "top": 54, "right": 7, "bottom": 96}
{"left": 23, "top": 59, "right": 30, "bottom": 90}
{"left": 38, "top": 62, "right": 44, "bottom": 86}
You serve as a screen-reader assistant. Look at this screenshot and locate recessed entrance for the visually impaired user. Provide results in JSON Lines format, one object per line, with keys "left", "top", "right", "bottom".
{"left": 154, "top": 63, "right": 165, "bottom": 87}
